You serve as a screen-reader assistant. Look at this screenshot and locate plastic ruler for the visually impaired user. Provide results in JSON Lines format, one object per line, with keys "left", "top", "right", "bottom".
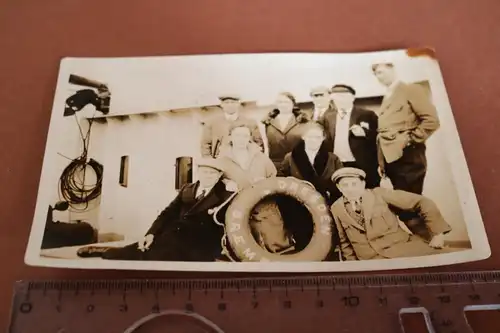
{"left": 8, "top": 271, "right": 500, "bottom": 332}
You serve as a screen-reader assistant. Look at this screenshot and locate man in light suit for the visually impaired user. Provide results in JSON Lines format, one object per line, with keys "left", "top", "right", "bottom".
{"left": 330, "top": 167, "right": 451, "bottom": 261}
{"left": 371, "top": 62, "right": 440, "bottom": 195}
{"left": 201, "top": 94, "right": 264, "bottom": 158}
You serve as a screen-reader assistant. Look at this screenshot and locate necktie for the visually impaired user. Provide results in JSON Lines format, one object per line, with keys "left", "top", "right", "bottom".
{"left": 351, "top": 200, "right": 362, "bottom": 214}
{"left": 340, "top": 109, "right": 347, "bottom": 119}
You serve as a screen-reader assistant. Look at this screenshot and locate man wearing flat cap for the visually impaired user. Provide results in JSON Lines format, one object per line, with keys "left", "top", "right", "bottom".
{"left": 310, "top": 86, "right": 334, "bottom": 122}
{"left": 371, "top": 62, "right": 440, "bottom": 195}
{"left": 201, "top": 94, "right": 264, "bottom": 158}
{"left": 77, "top": 158, "right": 235, "bottom": 262}
{"left": 330, "top": 167, "right": 451, "bottom": 261}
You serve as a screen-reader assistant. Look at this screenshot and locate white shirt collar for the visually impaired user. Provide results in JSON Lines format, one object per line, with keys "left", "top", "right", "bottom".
{"left": 196, "top": 184, "right": 214, "bottom": 197}
{"left": 305, "top": 148, "right": 319, "bottom": 163}
{"left": 224, "top": 113, "right": 239, "bottom": 121}
{"left": 313, "top": 106, "right": 329, "bottom": 121}
{"left": 337, "top": 106, "right": 353, "bottom": 118}
{"left": 314, "top": 105, "right": 329, "bottom": 114}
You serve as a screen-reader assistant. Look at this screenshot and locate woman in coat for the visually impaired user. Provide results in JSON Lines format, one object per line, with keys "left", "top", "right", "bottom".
{"left": 279, "top": 122, "right": 344, "bottom": 259}
{"left": 262, "top": 92, "right": 311, "bottom": 170}
{"left": 217, "top": 121, "right": 295, "bottom": 255}
{"left": 280, "top": 122, "right": 344, "bottom": 205}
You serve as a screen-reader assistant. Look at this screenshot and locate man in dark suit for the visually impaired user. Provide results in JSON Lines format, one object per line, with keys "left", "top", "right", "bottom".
{"left": 318, "top": 84, "right": 380, "bottom": 189}
{"left": 77, "top": 158, "right": 234, "bottom": 262}
{"left": 371, "top": 62, "right": 440, "bottom": 195}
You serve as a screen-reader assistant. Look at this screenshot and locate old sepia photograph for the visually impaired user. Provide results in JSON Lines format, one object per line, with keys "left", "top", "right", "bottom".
{"left": 24, "top": 49, "right": 490, "bottom": 272}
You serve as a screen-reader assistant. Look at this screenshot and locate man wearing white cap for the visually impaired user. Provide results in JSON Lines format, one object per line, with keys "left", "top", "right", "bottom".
{"left": 77, "top": 158, "right": 234, "bottom": 262}
{"left": 201, "top": 94, "right": 264, "bottom": 158}
{"left": 330, "top": 167, "right": 451, "bottom": 261}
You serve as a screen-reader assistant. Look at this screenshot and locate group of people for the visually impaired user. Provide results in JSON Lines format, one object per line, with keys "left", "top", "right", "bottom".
{"left": 77, "top": 62, "right": 453, "bottom": 262}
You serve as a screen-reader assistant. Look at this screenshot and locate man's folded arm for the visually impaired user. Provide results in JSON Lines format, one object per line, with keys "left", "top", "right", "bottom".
{"left": 407, "top": 84, "right": 440, "bottom": 143}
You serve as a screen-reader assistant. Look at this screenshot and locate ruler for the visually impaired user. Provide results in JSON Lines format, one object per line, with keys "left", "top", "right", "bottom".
{"left": 8, "top": 271, "right": 500, "bottom": 333}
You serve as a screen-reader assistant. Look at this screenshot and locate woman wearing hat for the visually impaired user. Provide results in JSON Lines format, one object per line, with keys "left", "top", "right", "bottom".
{"left": 262, "top": 92, "right": 311, "bottom": 171}
{"left": 280, "top": 122, "right": 344, "bottom": 205}
{"left": 217, "top": 121, "right": 295, "bottom": 255}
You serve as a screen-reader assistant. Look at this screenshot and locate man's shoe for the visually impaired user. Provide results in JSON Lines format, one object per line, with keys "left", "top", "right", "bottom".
{"left": 77, "top": 246, "right": 113, "bottom": 258}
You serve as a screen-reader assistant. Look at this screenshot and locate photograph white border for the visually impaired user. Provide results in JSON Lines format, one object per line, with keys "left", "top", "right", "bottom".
{"left": 24, "top": 49, "right": 491, "bottom": 272}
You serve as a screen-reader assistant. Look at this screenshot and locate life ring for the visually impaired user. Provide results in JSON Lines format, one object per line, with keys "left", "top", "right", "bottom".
{"left": 224, "top": 177, "right": 333, "bottom": 262}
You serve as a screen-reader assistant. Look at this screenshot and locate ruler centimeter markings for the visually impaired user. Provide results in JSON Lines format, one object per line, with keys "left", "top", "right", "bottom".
{"left": 9, "top": 271, "right": 500, "bottom": 333}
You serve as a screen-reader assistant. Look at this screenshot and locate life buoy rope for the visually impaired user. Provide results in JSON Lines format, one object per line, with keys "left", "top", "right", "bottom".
{"left": 209, "top": 191, "right": 241, "bottom": 262}
{"left": 209, "top": 191, "right": 239, "bottom": 226}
